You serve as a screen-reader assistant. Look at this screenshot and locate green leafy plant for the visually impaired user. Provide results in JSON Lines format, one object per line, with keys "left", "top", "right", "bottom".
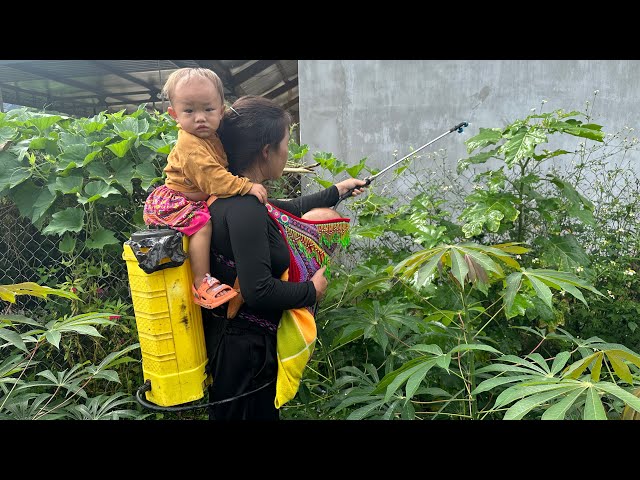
{"left": 281, "top": 99, "right": 640, "bottom": 420}
{"left": 0, "top": 282, "right": 147, "bottom": 420}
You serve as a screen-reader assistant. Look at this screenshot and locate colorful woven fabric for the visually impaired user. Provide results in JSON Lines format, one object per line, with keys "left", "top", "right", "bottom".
{"left": 266, "top": 203, "right": 351, "bottom": 409}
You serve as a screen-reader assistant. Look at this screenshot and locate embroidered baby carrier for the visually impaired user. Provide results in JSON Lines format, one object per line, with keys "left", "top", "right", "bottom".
{"left": 265, "top": 203, "right": 350, "bottom": 408}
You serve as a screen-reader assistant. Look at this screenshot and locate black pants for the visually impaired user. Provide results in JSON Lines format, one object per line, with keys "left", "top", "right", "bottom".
{"left": 204, "top": 315, "right": 279, "bottom": 421}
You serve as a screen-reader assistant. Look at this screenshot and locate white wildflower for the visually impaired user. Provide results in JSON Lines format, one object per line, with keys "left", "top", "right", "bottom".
{"left": 624, "top": 269, "right": 636, "bottom": 276}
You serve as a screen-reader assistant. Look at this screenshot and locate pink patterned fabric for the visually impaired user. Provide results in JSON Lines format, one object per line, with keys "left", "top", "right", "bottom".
{"left": 143, "top": 185, "right": 210, "bottom": 236}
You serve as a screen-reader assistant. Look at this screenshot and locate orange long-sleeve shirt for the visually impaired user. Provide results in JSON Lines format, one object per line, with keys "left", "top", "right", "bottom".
{"left": 164, "top": 127, "right": 253, "bottom": 197}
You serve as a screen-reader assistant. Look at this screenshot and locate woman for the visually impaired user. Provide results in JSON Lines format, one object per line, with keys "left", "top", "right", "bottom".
{"left": 202, "top": 95, "right": 366, "bottom": 420}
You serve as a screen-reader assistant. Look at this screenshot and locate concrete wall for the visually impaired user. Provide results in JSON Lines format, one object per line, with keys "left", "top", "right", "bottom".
{"left": 298, "top": 60, "right": 639, "bottom": 190}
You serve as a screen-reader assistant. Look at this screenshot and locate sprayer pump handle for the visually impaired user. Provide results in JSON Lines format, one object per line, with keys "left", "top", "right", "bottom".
{"left": 337, "top": 177, "right": 372, "bottom": 203}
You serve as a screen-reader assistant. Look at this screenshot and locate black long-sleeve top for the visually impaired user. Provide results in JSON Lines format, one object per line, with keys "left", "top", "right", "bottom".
{"left": 207, "top": 185, "right": 339, "bottom": 333}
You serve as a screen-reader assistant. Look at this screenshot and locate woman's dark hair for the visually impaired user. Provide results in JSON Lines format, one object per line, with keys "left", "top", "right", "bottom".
{"left": 218, "top": 95, "right": 292, "bottom": 176}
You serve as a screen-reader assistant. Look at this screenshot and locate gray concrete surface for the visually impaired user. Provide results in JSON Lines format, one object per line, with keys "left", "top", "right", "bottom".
{"left": 298, "top": 60, "right": 639, "bottom": 191}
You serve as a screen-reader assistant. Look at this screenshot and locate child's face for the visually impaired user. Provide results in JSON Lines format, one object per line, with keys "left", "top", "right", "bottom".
{"left": 168, "top": 76, "right": 224, "bottom": 139}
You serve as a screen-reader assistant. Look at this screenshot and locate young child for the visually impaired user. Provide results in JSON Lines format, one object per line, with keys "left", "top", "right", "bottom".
{"left": 143, "top": 68, "right": 268, "bottom": 309}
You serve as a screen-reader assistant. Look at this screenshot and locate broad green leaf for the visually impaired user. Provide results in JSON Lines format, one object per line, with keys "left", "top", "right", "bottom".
{"left": 140, "top": 137, "right": 173, "bottom": 154}
{"left": 0, "top": 314, "right": 42, "bottom": 327}
{"left": 0, "top": 328, "right": 28, "bottom": 353}
{"left": 44, "top": 330, "right": 62, "bottom": 349}
{"left": 460, "top": 190, "right": 519, "bottom": 237}
{"left": 472, "top": 375, "right": 540, "bottom": 395}
{"left": 372, "top": 356, "right": 432, "bottom": 396}
{"left": 393, "top": 248, "right": 444, "bottom": 287}
{"left": 494, "top": 383, "right": 569, "bottom": 410}
{"left": 607, "top": 351, "right": 633, "bottom": 384}
{"left": 540, "top": 387, "right": 585, "bottom": 420}
{"left": 498, "top": 127, "right": 548, "bottom": 167}
{"left": 59, "top": 234, "right": 76, "bottom": 254}
{"left": 42, "top": 207, "right": 84, "bottom": 236}
{"left": 503, "top": 272, "right": 522, "bottom": 318}
{"left": 597, "top": 383, "right": 640, "bottom": 415}
{"left": 9, "top": 179, "right": 40, "bottom": 219}
{"left": 346, "top": 400, "right": 386, "bottom": 420}
{"left": 60, "top": 325, "right": 101, "bottom": 337}
{"left": 113, "top": 117, "right": 149, "bottom": 139}
{"left": 564, "top": 353, "right": 600, "bottom": 379}
{"left": 106, "top": 138, "right": 134, "bottom": 158}
{"left": 536, "top": 235, "right": 591, "bottom": 272}
{"left": 79, "top": 181, "right": 120, "bottom": 204}
{"left": 383, "top": 362, "right": 432, "bottom": 402}
{"left": 410, "top": 344, "right": 444, "bottom": 355}
{"left": 525, "top": 274, "right": 553, "bottom": 309}
{"left": 554, "top": 120, "right": 605, "bottom": 142}
{"left": 550, "top": 351, "right": 572, "bottom": 375}
{"left": 457, "top": 149, "right": 500, "bottom": 173}
{"left": 583, "top": 387, "right": 607, "bottom": 420}
{"left": 449, "top": 343, "right": 502, "bottom": 355}
{"left": 608, "top": 349, "right": 640, "bottom": 369}
{"left": 0, "top": 151, "right": 30, "bottom": 190}
{"left": 464, "top": 128, "right": 502, "bottom": 153}
{"left": 503, "top": 387, "right": 574, "bottom": 420}
{"left": 26, "top": 115, "right": 62, "bottom": 132}
{"left": 458, "top": 244, "right": 504, "bottom": 276}
{"left": 588, "top": 355, "right": 603, "bottom": 382}
{"left": 111, "top": 157, "right": 136, "bottom": 194}
{"left": 405, "top": 362, "right": 436, "bottom": 400}
{"left": 85, "top": 229, "right": 119, "bottom": 249}
{"left": 91, "top": 370, "right": 120, "bottom": 383}
{"left": 525, "top": 268, "right": 601, "bottom": 304}
{"left": 450, "top": 248, "right": 468, "bottom": 287}
{"left": 86, "top": 162, "right": 111, "bottom": 183}
{"left": 57, "top": 144, "right": 93, "bottom": 170}
{"left": 345, "top": 158, "right": 367, "bottom": 178}
{"left": 314, "top": 177, "right": 333, "bottom": 189}
{"left": 526, "top": 353, "right": 550, "bottom": 374}
{"left": 0, "top": 282, "right": 78, "bottom": 303}
{"left": 54, "top": 175, "right": 84, "bottom": 194}
{"left": 30, "top": 188, "right": 56, "bottom": 224}
{"left": 0, "top": 126, "right": 17, "bottom": 144}
{"left": 135, "top": 162, "right": 163, "bottom": 191}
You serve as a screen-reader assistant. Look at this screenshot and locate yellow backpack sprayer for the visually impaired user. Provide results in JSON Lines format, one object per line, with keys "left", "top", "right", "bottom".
{"left": 122, "top": 229, "right": 210, "bottom": 409}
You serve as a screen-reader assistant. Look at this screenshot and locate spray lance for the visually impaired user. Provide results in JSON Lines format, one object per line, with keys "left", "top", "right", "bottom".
{"left": 333, "top": 121, "right": 469, "bottom": 208}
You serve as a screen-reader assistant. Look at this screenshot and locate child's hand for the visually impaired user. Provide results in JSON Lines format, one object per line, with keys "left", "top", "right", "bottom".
{"left": 248, "top": 183, "right": 268, "bottom": 204}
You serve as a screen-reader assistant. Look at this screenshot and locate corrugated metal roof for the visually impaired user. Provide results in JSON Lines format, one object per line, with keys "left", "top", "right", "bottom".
{"left": 0, "top": 60, "right": 299, "bottom": 122}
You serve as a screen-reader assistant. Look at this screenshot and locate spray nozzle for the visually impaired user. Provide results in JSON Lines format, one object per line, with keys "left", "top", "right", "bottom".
{"left": 456, "top": 121, "right": 470, "bottom": 133}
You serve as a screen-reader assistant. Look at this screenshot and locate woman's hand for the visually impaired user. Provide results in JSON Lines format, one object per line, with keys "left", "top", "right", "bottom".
{"left": 335, "top": 178, "right": 368, "bottom": 198}
{"left": 311, "top": 265, "right": 328, "bottom": 301}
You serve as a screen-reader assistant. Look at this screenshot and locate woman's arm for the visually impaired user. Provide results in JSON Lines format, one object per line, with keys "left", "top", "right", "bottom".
{"left": 268, "top": 178, "right": 367, "bottom": 216}
{"left": 226, "top": 197, "right": 316, "bottom": 310}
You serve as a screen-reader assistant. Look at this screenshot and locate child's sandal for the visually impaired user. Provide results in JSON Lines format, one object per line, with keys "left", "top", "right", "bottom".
{"left": 192, "top": 274, "right": 238, "bottom": 309}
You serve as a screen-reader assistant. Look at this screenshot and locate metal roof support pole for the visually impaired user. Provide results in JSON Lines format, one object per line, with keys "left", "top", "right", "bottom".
{"left": 0, "top": 87, "right": 3, "bottom": 113}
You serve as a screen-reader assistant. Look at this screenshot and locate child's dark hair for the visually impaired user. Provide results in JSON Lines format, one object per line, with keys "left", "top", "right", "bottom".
{"left": 218, "top": 95, "right": 292, "bottom": 175}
